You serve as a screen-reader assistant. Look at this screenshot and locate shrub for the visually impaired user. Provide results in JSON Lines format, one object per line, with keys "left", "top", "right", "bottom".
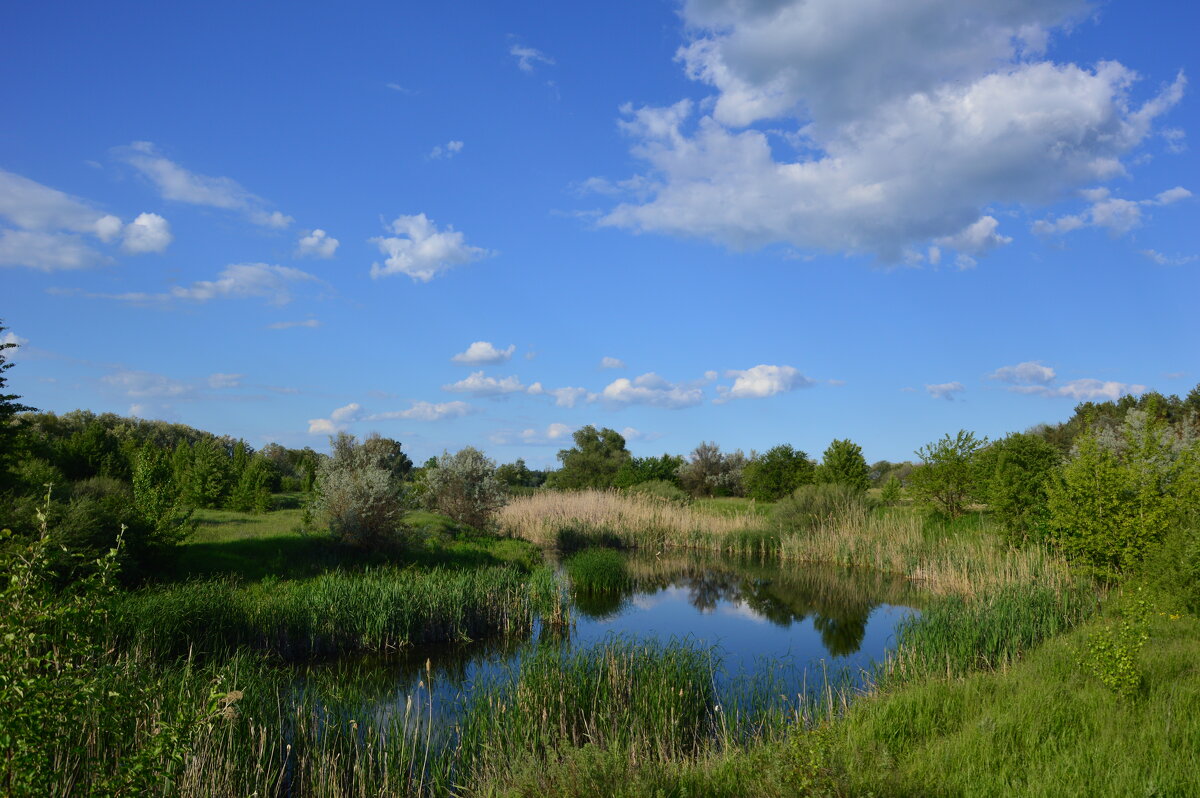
{"left": 313, "top": 433, "right": 410, "bottom": 550}
{"left": 879, "top": 476, "right": 903, "bottom": 506}
{"left": 814, "top": 439, "right": 870, "bottom": 492}
{"left": 627, "top": 479, "right": 689, "bottom": 503}
{"left": 908, "top": 430, "right": 988, "bottom": 519}
{"left": 773, "top": 483, "right": 869, "bottom": 532}
{"left": 424, "top": 446, "right": 506, "bottom": 530}
{"left": 977, "top": 433, "right": 1060, "bottom": 543}
{"left": 743, "top": 444, "right": 815, "bottom": 501}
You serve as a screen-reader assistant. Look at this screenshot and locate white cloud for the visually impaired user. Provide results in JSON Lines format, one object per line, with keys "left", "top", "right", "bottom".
{"left": 510, "top": 44, "right": 554, "bottom": 73}
{"left": 385, "top": 82, "right": 415, "bottom": 94}
{"left": 1140, "top": 249, "right": 1198, "bottom": 266}
{"left": 1148, "top": 186, "right": 1192, "bottom": 205}
{"left": 990, "top": 361, "right": 1057, "bottom": 386}
{"left": 714, "top": 365, "right": 815, "bottom": 402}
{"left": 591, "top": 0, "right": 1184, "bottom": 261}
{"left": 368, "top": 400, "right": 473, "bottom": 422}
{"left": 207, "top": 373, "right": 243, "bottom": 389}
{"left": 1047, "top": 379, "right": 1147, "bottom": 401}
{"left": 926, "top": 382, "right": 966, "bottom": 401}
{"left": 121, "top": 212, "right": 173, "bottom": 254}
{"left": 452, "top": 341, "right": 516, "bottom": 365}
{"left": 492, "top": 422, "right": 575, "bottom": 446}
{"left": 267, "top": 318, "right": 322, "bottom": 330}
{"left": 443, "top": 370, "right": 527, "bottom": 396}
{"left": 0, "top": 169, "right": 169, "bottom": 269}
{"left": 527, "top": 383, "right": 590, "bottom": 408}
{"left": 370, "top": 213, "right": 493, "bottom": 281}
{"left": 1, "top": 330, "right": 28, "bottom": 359}
{"left": 307, "top": 402, "right": 364, "bottom": 435}
{"left": 102, "top": 369, "right": 192, "bottom": 399}
{"left": 600, "top": 372, "right": 704, "bottom": 409}
{"left": 99, "top": 263, "right": 320, "bottom": 305}
{"left": 0, "top": 230, "right": 103, "bottom": 271}
{"left": 114, "top": 141, "right": 293, "bottom": 228}
{"left": 429, "top": 140, "right": 464, "bottom": 159}
{"left": 307, "top": 418, "right": 337, "bottom": 435}
{"left": 296, "top": 229, "right": 339, "bottom": 258}
{"left": 1034, "top": 185, "right": 1191, "bottom": 237}
{"left": 934, "top": 216, "right": 1012, "bottom": 261}
{"left": 600, "top": 356, "right": 626, "bottom": 369}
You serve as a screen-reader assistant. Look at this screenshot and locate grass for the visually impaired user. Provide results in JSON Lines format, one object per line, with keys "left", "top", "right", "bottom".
{"left": 565, "top": 547, "right": 630, "bottom": 593}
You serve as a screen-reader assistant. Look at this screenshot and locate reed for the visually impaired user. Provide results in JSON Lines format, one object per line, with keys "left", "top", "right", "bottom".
{"left": 111, "top": 565, "right": 567, "bottom": 660}
{"left": 495, "top": 490, "right": 764, "bottom": 553}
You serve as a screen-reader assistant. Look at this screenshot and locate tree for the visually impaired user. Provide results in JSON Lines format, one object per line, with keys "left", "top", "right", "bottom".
{"left": 613, "top": 454, "right": 685, "bottom": 489}
{"left": 314, "top": 433, "right": 410, "bottom": 549}
{"left": 908, "top": 430, "right": 987, "bottom": 518}
{"left": 0, "top": 322, "right": 34, "bottom": 491}
{"left": 424, "top": 447, "right": 506, "bottom": 529}
{"left": 678, "top": 442, "right": 747, "bottom": 497}
{"left": 743, "top": 444, "right": 815, "bottom": 501}
{"left": 360, "top": 433, "right": 414, "bottom": 483}
{"left": 977, "top": 433, "right": 1060, "bottom": 543}
{"left": 553, "top": 426, "right": 632, "bottom": 490}
{"left": 815, "top": 439, "right": 870, "bottom": 492}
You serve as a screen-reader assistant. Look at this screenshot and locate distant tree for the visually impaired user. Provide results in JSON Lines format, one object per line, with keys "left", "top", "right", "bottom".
{"left": 0, "top": 321, "right": 34, "bottom": 490}
{"left": 185, "top": 437, "right": 232, "bottom": 509}
{"left": 815, "top": 439, "right": 870, "bottom": 492}
{"left": 879, "top": 476, "right": 903, "bottom": 506}
{"left": 424, "top": 447, "right": 506, "bottom": 529}
{"left": 131, "top": 443, "right": 195, "bottom": 543}
{"left": 496, "top": 458, "right": 547, "bottom": 489}
{"left": 908, "top": 430, "right": 988, "bottom": 518}
{"left": 314, "top": 433, "right": 410, "bottom": 549}
{"left": 553, "top": 426, "right": 632, "bottom": 490}
{"left": 229, "top": 455, "right": 274, "bottom": 513}
{"left": 613, "top": 454, "right": 686, "bottom": 489}
{"left": 678, "top": 442, "right": 747, "bottom": 497}
{"left": 743, "top": 444, "right": 815, "bottom": 501}
{"left": 361, "top": 433, "right": 414, "bottom": 483}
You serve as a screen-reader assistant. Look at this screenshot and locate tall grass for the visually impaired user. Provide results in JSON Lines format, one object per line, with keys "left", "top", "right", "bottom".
{"left": 112, "top": 565, "right": 566, "bottom": 660}
{"left": 496, "top": 490, "right": 763, "bottom": 553}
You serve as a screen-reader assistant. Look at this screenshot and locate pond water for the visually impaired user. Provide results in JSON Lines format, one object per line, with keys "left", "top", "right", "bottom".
{"left": 305, "top": 549, "right": 921, "bottom": 725}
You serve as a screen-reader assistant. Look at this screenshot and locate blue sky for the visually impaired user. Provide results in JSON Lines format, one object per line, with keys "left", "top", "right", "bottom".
{"left": 3, "top": 0, "right": 1197, "bottom": 468}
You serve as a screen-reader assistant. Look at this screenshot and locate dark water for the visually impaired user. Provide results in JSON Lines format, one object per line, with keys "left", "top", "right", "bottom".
{"left": 303, "top": 550, "right": 920, "bottom": 722}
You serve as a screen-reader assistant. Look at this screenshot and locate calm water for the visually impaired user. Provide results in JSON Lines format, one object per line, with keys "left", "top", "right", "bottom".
{"left": 306, "top": 550, "right": 920, "bottom": 722}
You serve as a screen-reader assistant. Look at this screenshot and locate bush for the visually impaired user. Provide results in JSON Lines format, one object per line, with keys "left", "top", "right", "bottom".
{"left": 313, "top": 433, "right": 411, "bottom": 550}
{"left": 773, "top": 483, "right": 869, "bottom": 531}
{"left": 626, "top": 479, "right": 689, "bottom": 503}
{"left": 567, "top": 547, "right": 630, "bottom": 593}
{"left": 908, "top": 430, "right": 987, "bottom": 519}
{"left": 424, "top": 446, "right": 506, "bottom": 530}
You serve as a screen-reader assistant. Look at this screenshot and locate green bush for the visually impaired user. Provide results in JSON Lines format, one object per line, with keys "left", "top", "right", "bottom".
{"left": 772, "top": 483, "right": 869, "bottom": 531}
{"left": 627, "top": 479, "right": 689, "bottom": 503}
{"left": 425, "top": 446, "right": 507, "bottom": 530}
{"left": 567, "top": 547, "right": 631, "bottom": 593}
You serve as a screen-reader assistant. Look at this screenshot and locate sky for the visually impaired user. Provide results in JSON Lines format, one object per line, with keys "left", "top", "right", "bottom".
{"left": 3, "top": 0, "right": 1198, "bottom": 468}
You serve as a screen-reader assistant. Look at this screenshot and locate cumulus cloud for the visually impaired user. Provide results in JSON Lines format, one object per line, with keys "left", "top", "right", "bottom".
{"left": 121, "top": 212, "right": 173, "bottom": 254}
{"left": 527, "top": 383, "right": 590, "bottom": 408}
{"left": 492, "top": 422, "right": 575, "bottom": 446}
{"left": 1, "top": 330, "right": 29, "bottom": 359}
{"left": 590, "top": 1, "right": 1185, "bottom": 262}
{"left": 990, "top": 361, "right": 1057, "bottom": 386}
{"left": 452, "top": 341, "right": 516, "bottom": 365}
{"left": 368, "top": 401, "right": 473, "bottom": 422}
{"left": 296, "top": 229, "right": 339, "bottom": 258}
{"left": 600, "top": 373, "right": 704, "bottom": 409}
{"left": 714, "top": 365, "right": 815, "bottom": 403}
{"left": 600, "top": 356, "right": 626, "bottom": 369}
{"left": 442, "top": 371, "right": 527, "bottom": 396}
{"left": 370, "top": 213, "right": 493, "bottom": 281}
{"left": 97, "top": 263, "right": 320, "bottom": 305}
{"left": 510, "top": 44, "right": 554, "bottom": 73}
{"left": 926, "top": 381, "right": 966, "bottom": 401}
{"left": 114, "top": 141, "right": 293, "bottom": 228}
{"left": 429, "top": 140, "right": 464, "bottom": 159}
{"left": 1034, "top": 185, "right": 1192, "bottom": 237}
{"left": 0, "top": 168, "right": 168, "bottom": 269}
{"left": 989, "top": 361, "right": 1146, "bottom": 399}
{"left": 307, "top": 402, "right": 365, "bottom": 435}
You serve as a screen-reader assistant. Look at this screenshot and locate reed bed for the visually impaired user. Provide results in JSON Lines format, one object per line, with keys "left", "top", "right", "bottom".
{"left": 779, "top": 507, "right": 1075, "bottom": 597}
{"left": 111, "top": 565, "right": 566, "bottom": 660}
{"left": 495, "top": 490, "right": 764, "bottom": 553}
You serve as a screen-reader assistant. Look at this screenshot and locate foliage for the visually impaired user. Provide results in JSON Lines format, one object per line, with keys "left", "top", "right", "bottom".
{"left": 132, "top": 443, "right": 196, "bottom": 545}
{"left": 742, "top": 444, "right": 815, "bottom": 501}
{"left": 552, "top": 426, "right": 632, "bottom": 489}
{"left": 227, "top": 455, "right": 274, "bottom": 512}
{"left": 613, "top": 454, "right": 685, "bottom": 489}
{"left": 814, "top": 439, "right": 870, "bottom": 492}
{"left": 908, "top": 430, "right": 988, "bottom": 518}
{"left": 567, "top": 547, "right": 631, "bottom": 593}
{"left": 879, "top": 476, "right": 903, "bottom": 506}
{"left": 773, "top": 483, "right": 869, "bottom": 532}
{"left": 313, "top": 433, "right": 411, "bottom": 550}
{"left": 425, "top": 446, "right": 507, "bottom": 530}
{"left": 1083, "top": 590, "right": 1150, "bottom": 701}
{"left": 496, "top": 458, "right": 548, "bottom": 490}
{"left": 678, "top": 441, "right": 747, "bottom": 497}
{"left": 627, "top": 479, "right": 689, "bottom": 503}
{"left": 977, "top": 432, "right": 1060, "bottom": 543}
{"left": 183, "top": 437, "right": 233, "bottom": 509}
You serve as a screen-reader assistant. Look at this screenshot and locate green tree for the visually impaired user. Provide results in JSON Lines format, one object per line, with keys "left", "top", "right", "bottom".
{"left": 743, "top": 444, "right": 815, "bottom": 501}
{"left": 228, "top": 455, "right": 274, "bottom": 513}
{"left": 978, "top": 432, "right": 1060, "bottom": 543}
{"left": 880, "top": 476, "right": 903, "bottom": 506}
{"left": 184, "top": 438, "right": 231, "bottom": 509}
{"left": 678, "top": 442, "right": 747, "bottom": 497}
{"left": 908, "top": 430, "right": 988, "bottom": 518}
{"left": 814, "top": 439, "right": 870, "bottom": 492}
{"left": 553, "top": 426, "right": 632, "bottom": 490}
{"left": 314, "top": 433, "right": 410, "bottom": 549}
{"left": 613, "top": 454, "right": 685, "bottom": 489}
{"left": 0, "top": 322, "right": 34, "bottom": 491}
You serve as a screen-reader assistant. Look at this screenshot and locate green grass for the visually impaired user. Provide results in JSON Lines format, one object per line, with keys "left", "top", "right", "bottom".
{"left": 566, "top": 547, "right": 631, "bottom": 593}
